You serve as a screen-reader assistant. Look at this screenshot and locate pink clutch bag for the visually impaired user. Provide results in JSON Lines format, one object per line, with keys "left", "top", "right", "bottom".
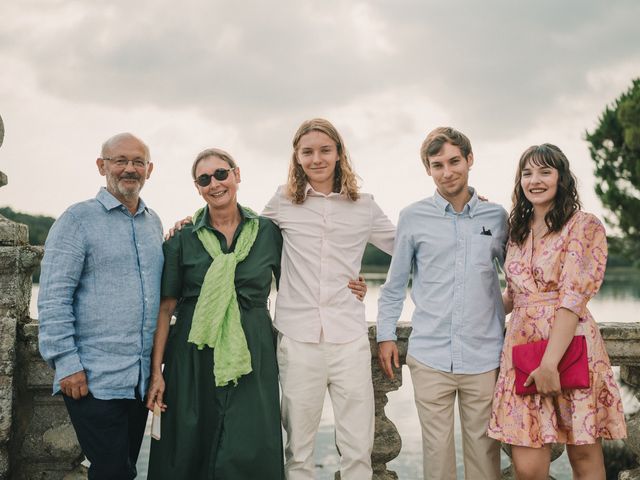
{"left": 512, "top": 335, "right": 589, "bottom": 396}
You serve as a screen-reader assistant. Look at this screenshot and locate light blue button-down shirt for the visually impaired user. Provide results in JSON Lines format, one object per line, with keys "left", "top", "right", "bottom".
{"left": 377, "top": 188, "right": 508, "bottom": 374}
{"left": 38, "top": 188, "right": 164, "bottom": 399}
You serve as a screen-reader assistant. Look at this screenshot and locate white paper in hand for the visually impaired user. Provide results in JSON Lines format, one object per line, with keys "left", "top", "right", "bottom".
{"left": 151, "top": 404, "right": 161, "bottom": 440}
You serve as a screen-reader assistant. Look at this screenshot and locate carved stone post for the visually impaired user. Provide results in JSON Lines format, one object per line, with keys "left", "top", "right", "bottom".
{"left": 0, "top": 114, "right": 83, "bottom": 479}
{"left": 351, "top": 323, "right": 408, "bottom": 480}
{"left": 0, "top": 202, "right": 45, "bottom": 477}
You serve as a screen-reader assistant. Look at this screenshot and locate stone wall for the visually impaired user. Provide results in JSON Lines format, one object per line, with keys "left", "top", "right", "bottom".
{"left": 0, "top": 128, "right": 84, "bottom": 479}
{"left": 0, "top": 212, "right": 84, "bottom": 480}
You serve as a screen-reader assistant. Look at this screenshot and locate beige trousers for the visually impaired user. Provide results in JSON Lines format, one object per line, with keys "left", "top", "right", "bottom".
{"left": 278, "top": 334, "right": 374, "bottom": 480}
{"left": 407, "top": 355, "right": 500, "bottom": 480}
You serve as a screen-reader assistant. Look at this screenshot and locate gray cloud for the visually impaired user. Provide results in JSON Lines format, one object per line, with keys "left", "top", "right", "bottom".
{"left": 3, "top": 0, "right": 638, "bottom": 144}
{"left": 1, "top": 0, "right": 638, "bottom": 225}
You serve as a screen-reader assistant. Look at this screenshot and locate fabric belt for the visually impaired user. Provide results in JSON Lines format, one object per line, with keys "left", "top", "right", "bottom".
{"left": 513, "top": 291, "right": 559, "bottom": 308}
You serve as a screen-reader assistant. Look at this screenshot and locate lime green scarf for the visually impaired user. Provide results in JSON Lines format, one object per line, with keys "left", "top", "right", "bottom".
{"left": 188, "top": 206, "right": 259, "bottom": 387}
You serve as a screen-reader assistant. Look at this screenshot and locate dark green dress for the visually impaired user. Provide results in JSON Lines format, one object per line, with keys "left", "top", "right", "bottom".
{"left": 147, "top": 206, "right": 284, "bottom": 480}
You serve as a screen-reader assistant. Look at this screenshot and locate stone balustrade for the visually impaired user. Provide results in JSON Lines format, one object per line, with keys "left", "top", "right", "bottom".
{"left": 367, "top": 322, "right": 640, "bottom": 480}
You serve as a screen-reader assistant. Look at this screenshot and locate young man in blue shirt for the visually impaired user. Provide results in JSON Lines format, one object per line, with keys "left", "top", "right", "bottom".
{"left": 377, "top": 127, "right": 508, "bottom": 480}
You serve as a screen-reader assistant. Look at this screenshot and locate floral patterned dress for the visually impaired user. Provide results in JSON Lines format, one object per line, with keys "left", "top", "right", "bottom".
{"left": 488, "top": 211, "right": 627, "bottom": 447}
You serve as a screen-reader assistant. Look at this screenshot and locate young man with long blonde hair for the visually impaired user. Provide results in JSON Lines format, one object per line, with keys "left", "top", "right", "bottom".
{"left": 263, "top": 118, "right": 395, "bottom": 480}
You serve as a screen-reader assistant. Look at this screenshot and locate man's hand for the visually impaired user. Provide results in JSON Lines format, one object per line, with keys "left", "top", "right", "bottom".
{"left": 146, "top": 372, "right": 167, "bottom": 412}
{"left": 165, "top": 216, "right": 192, "bottom": 240}
{"left": 348, "top": 275, "right": 367, "bottom": 302}
{"left": 377, "top": 341, "right": 400, "bottom": 379}
{"left": 60, "top": 370, "right": 89, "bottom": 400}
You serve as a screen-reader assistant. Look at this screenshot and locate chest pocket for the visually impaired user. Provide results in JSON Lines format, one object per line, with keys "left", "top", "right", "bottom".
{"left": 469, "top": 234, "right": 495, "bottom": 268}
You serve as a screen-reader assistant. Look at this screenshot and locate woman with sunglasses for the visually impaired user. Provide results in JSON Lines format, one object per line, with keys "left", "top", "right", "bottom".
{"left": 487, "top": 144, "right": 626, "bottom": 479}
{"left": 146, "top": 148, "right": 284, "bottom": 479}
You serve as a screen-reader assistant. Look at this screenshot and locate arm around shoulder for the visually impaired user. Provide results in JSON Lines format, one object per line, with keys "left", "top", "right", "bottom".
{"left": 261, "top": 187, "right": 283, "bottom": 225}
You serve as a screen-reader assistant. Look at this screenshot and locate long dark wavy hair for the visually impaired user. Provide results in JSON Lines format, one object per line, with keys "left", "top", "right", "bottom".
{"left": 509, "top": 143, "right": 581, "bottom": 246}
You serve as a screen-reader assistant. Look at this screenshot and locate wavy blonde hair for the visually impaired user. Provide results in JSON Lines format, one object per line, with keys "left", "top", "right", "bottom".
{"left": 286, "top": 118, "right": 360, "bottom": 204}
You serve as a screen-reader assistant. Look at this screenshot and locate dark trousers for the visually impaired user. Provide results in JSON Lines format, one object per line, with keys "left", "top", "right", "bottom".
{"left": 63, "top": 393, "right": 149, "bottom": 480}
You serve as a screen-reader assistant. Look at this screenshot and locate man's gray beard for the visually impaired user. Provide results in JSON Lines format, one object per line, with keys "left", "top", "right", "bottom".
{"left": 117, "top": 181, "right": 141, "bottom": 199}
{"left": 107, "top": 176, "right": 142, "bottom": 201}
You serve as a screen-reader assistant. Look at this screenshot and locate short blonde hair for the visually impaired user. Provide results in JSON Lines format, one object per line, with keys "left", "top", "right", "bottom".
{"left": 191, "top": 147, "right": 237, "bottom": 179}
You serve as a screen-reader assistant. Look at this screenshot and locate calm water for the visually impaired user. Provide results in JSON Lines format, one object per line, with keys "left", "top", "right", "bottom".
{"left": 29, "top": 270, "right": 640, "bottom": 479}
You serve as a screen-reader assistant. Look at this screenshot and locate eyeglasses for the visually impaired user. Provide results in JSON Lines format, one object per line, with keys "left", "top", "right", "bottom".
{"left": 194, "top": 168, "right": 235, "bottom": 187}
{"left": 102, "top": 157, "right": 148, "bottom": 169}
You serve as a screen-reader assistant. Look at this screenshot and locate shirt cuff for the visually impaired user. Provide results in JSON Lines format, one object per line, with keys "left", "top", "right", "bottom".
{"left": 54, "top": 353, "right": 84, "bottom": 381}
{"left": 376, "top": 330, "right": 398, "bottom": 343}
{"left": 557, "top": 290, "right": 587, "bottom": 319}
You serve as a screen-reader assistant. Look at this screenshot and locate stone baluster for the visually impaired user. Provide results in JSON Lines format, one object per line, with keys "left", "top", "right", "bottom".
{"left": 619, "top": 366, "right": 640, "bottom": 480}
{"left": 602, "top": 323, "right": 640, "bottom": 479}
{"left": 355, "top": 323, "right": 408, "bottom": 480}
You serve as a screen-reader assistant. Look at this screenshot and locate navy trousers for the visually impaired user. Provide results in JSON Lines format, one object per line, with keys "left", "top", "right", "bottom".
{"left": 63, "top": 393, "right": 148, "bottom": 480}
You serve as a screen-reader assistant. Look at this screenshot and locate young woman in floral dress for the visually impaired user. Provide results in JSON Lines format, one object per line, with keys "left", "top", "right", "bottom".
{"left": 488, "top": 144, "right": 626, "bottom": 480}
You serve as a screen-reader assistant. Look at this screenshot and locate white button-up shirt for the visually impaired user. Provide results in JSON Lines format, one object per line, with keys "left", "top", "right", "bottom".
{"left": 263, "top": 185, "right": 395, "bottom": 343}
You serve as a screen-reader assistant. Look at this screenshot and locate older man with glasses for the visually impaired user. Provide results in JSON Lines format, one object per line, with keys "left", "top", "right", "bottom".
{"left": 38, "top": 132, "right": 164, "bottom": 480}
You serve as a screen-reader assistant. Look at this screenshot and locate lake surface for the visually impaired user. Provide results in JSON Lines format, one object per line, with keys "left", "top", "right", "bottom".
{"left": 29, "top": 269, "right": 640, "bottom": 479}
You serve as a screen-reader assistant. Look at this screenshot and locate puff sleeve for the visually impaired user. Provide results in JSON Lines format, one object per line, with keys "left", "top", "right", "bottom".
{"left": 557, "top": 212, "right": 608, "bottom": 319}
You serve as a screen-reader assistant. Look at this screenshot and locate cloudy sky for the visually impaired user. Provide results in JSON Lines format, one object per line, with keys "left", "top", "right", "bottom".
{"left": 1, "top": 0, "right": 638, "bottom": 230}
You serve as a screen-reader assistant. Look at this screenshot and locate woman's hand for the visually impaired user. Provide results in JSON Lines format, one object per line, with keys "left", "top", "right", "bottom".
{"left": 524, "top": 362, "right": 561, "bottom": 396}
{"left": 348, "top": 275, "right": 367, "bottom": 301}
{"left": 502, "top": 288, "right": 513, "bottom": 315}
{"left": 146, "top": 372, "right": 167, "bottom": 412}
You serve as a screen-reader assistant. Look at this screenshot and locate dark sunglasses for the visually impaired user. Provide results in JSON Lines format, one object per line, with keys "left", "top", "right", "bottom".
{"left": 194, "top": 168, "right": 235, "bottom": 187}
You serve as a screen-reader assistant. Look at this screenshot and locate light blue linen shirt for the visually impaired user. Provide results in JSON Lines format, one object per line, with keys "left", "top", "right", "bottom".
{"left": 377, "top": 188, "right": 508, "bottom": 374}
{"left": 38, "top": 188, "right": 164, "bottom": 399}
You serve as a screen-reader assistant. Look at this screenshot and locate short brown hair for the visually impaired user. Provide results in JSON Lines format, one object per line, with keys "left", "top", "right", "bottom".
{"left": 420, "top": 127, "right": 473, "bottom": 170}
{"left": 191, "top": 148, "right": 237, "bottom": 180}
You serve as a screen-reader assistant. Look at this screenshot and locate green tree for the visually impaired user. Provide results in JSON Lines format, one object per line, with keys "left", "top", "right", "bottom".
{"left": 361, "top": 243, "right": 391, "bottom": 272}
{"left": 0, "top": 206, "right": 55, "bottom": 245}
{"left": 586, "top": 78, "right": 640, "bottom": 264}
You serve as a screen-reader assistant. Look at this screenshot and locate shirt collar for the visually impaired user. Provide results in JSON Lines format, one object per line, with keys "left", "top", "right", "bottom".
{"left": 95, "top": 187, "right": 149, "bottom": 215}
{"left": 193, "top": 203, "right": 255, "bottom": 232}
{"left": 304, "top": 183, "right": 342, "bottom": 200}
{"left": 433, "top": 187, "right": 478, "bottom": 217}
